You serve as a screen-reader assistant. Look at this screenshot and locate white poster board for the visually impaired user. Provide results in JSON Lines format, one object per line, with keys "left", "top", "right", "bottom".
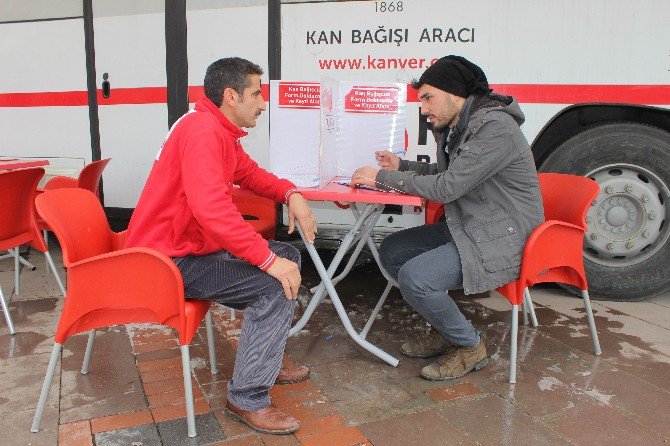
{"left": 269, "top": 80, "right": 320, "bottom": 187}
{"left": 269, "top": 78, "right": 406, "bottom": 187}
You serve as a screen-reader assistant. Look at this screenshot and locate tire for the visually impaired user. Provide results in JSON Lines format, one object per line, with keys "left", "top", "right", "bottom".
{"left": 540, "top": 122, "right": 670, "bottom": 301}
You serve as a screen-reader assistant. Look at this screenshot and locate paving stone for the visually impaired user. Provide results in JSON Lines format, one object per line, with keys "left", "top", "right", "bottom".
{"left": 293, "top": 414, "right": 346, "bottom": 441}
{"left": 151, "top": 399, "right": 210, "bottom": 423}
{"left": 214, "top": 408, "right": 255, "bottom": 438}
{"left": 546, "top": 398, "right": 668, "bottom": 445}
{"left": 437, "top": 393, "right": 572, "bottom": 445}
{"left": 157, "top": 412, "right": 225, "bottom": 446}
{"left": 90, "top": 410, "right": 154, "bottom": 433}
{"left": 359, "top": 410, "right": 475, "bottom": 446}
{"left": 94, "top": 423, "right": 162, "bottom": 446}
{"left": 59, "top": 420, "right": 93, "bottom": 446}
{"left": 60, "top": 328, "right": 147, "bottom": 423}
{"left": 298, "top": 426, "right": 367, "bottom": 446}
{"left": 426, "top": 382, "right": 483, "bottom": 402}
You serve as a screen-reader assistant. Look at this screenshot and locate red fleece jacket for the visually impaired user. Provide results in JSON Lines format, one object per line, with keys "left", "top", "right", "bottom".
{"left": 124, "top": 97, "right": 296, "bottom": 270}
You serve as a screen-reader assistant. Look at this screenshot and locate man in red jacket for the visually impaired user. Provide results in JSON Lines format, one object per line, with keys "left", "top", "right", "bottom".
{"left": 125, "top": 57, "right": 317, "bottom": 434}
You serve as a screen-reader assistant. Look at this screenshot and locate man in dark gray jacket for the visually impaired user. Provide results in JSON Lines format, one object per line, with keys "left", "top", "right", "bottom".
{"left": 351, "top": 55, "right": 544, "bottom": 381}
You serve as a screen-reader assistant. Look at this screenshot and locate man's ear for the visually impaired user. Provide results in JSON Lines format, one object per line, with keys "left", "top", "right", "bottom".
{"left": 222, "top": 87, "right": 238, "bottom": 106}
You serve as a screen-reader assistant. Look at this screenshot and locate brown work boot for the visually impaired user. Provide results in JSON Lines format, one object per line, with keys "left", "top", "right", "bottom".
{"left": 420, "top": 338, "right": 488, "bottom": 381}
{"left": 275, "top": 364, "right": 310, "bottom": 384}
{"left": 226, "top": 401, "right": 299, "bottom": 435}
{"left": 400, "top": 328, "right": 454, "bottom": 359}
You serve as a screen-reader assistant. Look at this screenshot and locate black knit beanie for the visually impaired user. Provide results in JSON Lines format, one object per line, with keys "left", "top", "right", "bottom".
{"left": 416, "top": 55, "right": 491, "bottom": 97}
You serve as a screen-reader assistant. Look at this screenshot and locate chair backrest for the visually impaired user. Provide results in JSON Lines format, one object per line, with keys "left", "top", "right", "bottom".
{"left": 35, "top": 188, "right": 115, "bottom": 265}
{"left": 232, "top": 188, "right": 277, "bottom": 239}
{"left": 0, "top": 167, "right": 47, "bottom": 252}
{"left": 36, "top": 188, "right": 189, "bottom": 343}
{"left": 77, "top": 158, "right": 111, "bottom": 195}
{"left": 539, "top": 173, "right": 600, "bottom": 228}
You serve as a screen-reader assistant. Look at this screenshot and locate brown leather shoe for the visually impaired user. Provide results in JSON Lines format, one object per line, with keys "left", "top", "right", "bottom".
{"left": 275, "top": 364, "right": 310, "bottom": 384}
{"left": 226, "top": 401, "right": 299, "bottom": 435}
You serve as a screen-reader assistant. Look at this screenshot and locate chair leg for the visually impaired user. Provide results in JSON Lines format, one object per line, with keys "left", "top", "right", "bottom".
{"left": 205, "top": 311, "right": 218, "bottom": 375}
{"left": 81, "top": 330, "right": 96, "bottom": 375}
{"left": 230, "top": 308, "right": 236, "bottom": 320}
{"left": 581, "top": 290, "right": 602, "bottom": 356}
{"left": 509, "top": 305, "right": 519, "bottom": 384}
{"left": 522, "top": 296, "right": 529, "bottom": 325}
{"left": 524, "top": 288, "right": 538, "bottom": 327}
{"left": 44, "top": 252, "right": 66, "bottom": 297}
{"left": 180, "top": 345, "right": 197, "bottom": 437}
{"left": 31, "top": 343, "right": 62, "bottom": 432}
{"left": 359, "top": 281, "right": 393, "bottom": 339}
{"left": 0, "top": 285, "right": 16, "bottom": 335}
{"left": 14, "top": 247, "right": 20, "bottom": 295}
{"left": 44, "top": 231, "right": 50, "bottom": 273}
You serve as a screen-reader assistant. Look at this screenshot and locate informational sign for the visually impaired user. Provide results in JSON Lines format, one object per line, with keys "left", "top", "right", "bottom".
{"left": 269, "top": 80, "right": 320, "bottom": 187}
{"left": 269, "top": 77, "right": 407, "bottom": 188}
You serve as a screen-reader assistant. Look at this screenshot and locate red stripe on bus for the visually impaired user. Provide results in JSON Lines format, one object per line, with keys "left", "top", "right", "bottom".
{"left": 0, "top": 84, "right": 668, "bottom": 107}
{"left": 406, "top": 84, "right": 670, "bottom": 105}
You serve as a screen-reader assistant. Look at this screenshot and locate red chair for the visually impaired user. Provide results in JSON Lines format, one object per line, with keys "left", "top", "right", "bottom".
{"left": 31, "top": 188, "right": 218, "bottom": 438}
{"left": 232, "top": 187, "right": 277, "bottom": 240}
{"left": 0, "top": 168, "right": 65, "bottom": 326}
{"left": 497, "top": 173, "right": 602, "bottom": 383}
{"left": 37, "top": 158, "right": 111, "bottom": 271}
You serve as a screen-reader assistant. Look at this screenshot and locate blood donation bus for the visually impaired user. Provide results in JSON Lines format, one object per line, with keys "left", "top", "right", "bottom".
{"left": 1, "top": 0, "right": 669, "bottom": 301}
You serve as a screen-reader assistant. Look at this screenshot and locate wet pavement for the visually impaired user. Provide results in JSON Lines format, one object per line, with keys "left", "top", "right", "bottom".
{"left": 1, "top": 242, "right": 670, "bottom": 445}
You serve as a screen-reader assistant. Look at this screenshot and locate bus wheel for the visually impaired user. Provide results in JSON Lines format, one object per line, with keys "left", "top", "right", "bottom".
{"left": 540, "top": 122, "right": 670, "bottom": 301}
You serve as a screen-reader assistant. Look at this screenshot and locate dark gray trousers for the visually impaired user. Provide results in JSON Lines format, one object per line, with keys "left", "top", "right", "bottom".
{"left": 174, "top": 241, "right": 300, "bottom": 411}
{"left": 379, "top": 223, "right": 480, "bottom": 347}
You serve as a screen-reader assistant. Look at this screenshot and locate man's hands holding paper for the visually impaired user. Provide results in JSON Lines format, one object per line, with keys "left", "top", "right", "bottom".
{"left": 351, "top": 150, "right": 400, "bottom": 188}
{"left": 287, "top": 193, "right": 317, "bottom": 244}
{"left": 375, "top": 150, "right": 400, "bottom": 170}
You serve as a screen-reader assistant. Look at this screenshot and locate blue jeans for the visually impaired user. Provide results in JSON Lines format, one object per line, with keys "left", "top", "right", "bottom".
{"left": 379, "top": 223, "right": 480, "bottom": 348}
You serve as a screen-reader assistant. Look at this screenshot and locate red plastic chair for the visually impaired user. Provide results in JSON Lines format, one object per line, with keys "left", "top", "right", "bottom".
{"left": 232, "top": 187, "right": 277, "bottom": 240}
{"left": 31, "top": 188, "right": 218, "bottom": 438}
{"left": 37, "top": 158, "right": 111, "bottom": 270}
{"left": 0, "top": 168, "right": 66, "bottom": 332}
{"left": 496, "top": 173, "right": 602, "bottom": 383}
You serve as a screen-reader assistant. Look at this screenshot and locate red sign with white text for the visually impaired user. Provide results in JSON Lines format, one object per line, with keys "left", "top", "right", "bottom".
{"left": 278, "top": 82, "right": 320, "bottom": 108}
{"left": 344, "top": 86, "right": 399, "bottom": 114}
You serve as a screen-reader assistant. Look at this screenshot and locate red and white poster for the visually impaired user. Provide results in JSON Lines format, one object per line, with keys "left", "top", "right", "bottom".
{"left": 344, "top": 86, "right": 400, "bottom": 114}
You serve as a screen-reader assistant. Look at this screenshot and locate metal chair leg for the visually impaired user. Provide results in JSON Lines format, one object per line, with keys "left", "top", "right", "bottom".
{"left": 44, "top": 231, "right": 50, "bottom": 273}
{"left": 0, "top": 285, "right": 15, "bottom": 335}
{"left": 81, "top": 330, "right": 96, "bottom": 375}
{"left": 581, "top": 290, "right": 602, "bottom": 356}
{"left": 230, "top": 309, "right": 236, "bottom": 320}
{"left": 524, "top": 288, "right": 538, "bottom": 327}
{"left": 31, "top": 343, "right": 62, "bottom": 432}
{"left": 205, "top": 311, "right": 218, "bottom": 375}
{"left": 14, "top": 248, "right": 20, "bottom": 295}
{"left": 44, "top": 252, "right": 66, "bottom": 297}
{"left": 522, "top": 296, "right": 529, "bottom": 325}
{"left": 181, "top": 345, "right": 197, "bottom": 437}
{"left": 509, "top": 305, "right": 519, "bottom": 384}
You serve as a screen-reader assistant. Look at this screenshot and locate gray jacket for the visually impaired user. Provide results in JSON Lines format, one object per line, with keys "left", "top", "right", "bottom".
{"left": 376, "top": 94, "right": 544, "bottom": 294}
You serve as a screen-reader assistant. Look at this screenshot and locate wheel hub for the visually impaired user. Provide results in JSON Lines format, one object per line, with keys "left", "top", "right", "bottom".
{"left": 584, "top": 164, "right": 668, "bottom": 266}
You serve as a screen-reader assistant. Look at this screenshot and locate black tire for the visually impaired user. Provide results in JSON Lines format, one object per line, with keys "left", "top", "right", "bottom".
{"left": 540, "top": 122, "right": 670, "bottom": 301}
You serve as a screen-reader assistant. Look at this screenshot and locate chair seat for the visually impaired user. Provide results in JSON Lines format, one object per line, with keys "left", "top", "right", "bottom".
{"left": 183, "top": 299, "right": 213, "bottom": 345}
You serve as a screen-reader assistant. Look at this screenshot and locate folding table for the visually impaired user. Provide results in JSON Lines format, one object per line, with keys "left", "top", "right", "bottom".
{"left": 290, "top": 181, "right": 422, "bottom": 366}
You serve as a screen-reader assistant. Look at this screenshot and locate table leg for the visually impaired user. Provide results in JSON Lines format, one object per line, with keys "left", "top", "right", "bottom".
{"left": 291, "top": 205, "right": 382, "bottom": 335}
{"left": 295, "top": 222, "right": 399, "bottom": 367}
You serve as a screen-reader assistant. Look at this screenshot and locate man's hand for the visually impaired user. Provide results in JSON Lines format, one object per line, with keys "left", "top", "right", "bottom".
{"left": 375, "top": 150, "right": 400, "bottom": 170}
{"left": 350, "top": 166, "right": 379, "bottom": 188}
{"left": 266, "top": 257, "right": 301, "bottom": 299}
{"left": 287, "top": 193, "right": 317, "bottom": 244}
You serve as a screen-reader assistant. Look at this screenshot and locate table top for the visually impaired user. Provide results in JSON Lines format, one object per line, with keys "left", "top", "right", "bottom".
{"left": 298, "top": 181, "right": 422, "bottom": 206}
{"left": 0, "top": 158, "right": 49, "bottom": 171}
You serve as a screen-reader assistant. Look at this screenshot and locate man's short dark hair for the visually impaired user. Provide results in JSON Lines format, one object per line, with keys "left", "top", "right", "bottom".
{"left": 204, "top": 57, "right": 264, "bottom": 107}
